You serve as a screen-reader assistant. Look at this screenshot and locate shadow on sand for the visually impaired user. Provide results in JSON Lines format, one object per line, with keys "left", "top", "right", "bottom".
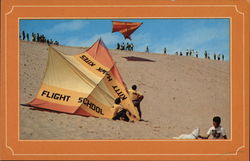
{"left": 123, "top": 56, "right": 156, "bottom": 62}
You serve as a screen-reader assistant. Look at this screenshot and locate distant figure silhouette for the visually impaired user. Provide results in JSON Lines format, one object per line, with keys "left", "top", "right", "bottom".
{"left": 164, "top": 48, "right": 167, "bottom": 54}
{"left": 49, "top": 39, "right": 53, "bottom": 44}
{"left": 146, "top": 46, "right": 149, "bottom": 53}
{"left": 32, "top": 33, "right": 36, "bottom": 41}
{"left": 37, "top": 33, "right": 40, "bottom": 42}
{"left": 22, "top": 31, "right": 25, "bottom": 40}
{"left": 186, "top": 49, "right": 189, "bottom": 56}
{"left": 116, "top": 43, "right": 120, "bottom": 50}
{"left": 222, "top": 54, "right": 224, "bottom": 61}
{"left": 204, "top": 50, "right": 208, "bottom": 59}
{"left": 131, "top": 43, "right": 134, "bottom": 51}
{"left": 126, "top": 43, "right": 131, "bottom": 51}
{"left": 214, "top": 54, "right": 216, "bottom": 60}
{"left": 26, "top": 33, "right": 29, "bottom": 41}
{"left": 121, "top": 43, "right": 125, "bottom": 50}
{"left": 180, "top": 52, "right": 183, "bottom": 56}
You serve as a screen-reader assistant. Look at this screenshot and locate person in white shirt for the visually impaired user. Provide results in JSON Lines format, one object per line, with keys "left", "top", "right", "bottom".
{"left": 199, "top": 116, "right": 227, "bottom": 139}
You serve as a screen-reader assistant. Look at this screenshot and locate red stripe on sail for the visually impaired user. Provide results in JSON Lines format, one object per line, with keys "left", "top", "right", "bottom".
{"left": 27, "top": 98, "right": 79, "bottom": 114}
{"left": 27, "top": 98, "right": 95, "bottom": 117}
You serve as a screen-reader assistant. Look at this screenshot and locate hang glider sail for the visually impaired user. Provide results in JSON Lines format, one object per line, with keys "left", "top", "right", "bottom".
{"left": 112, "top": 21, "right": 143, "bottom": 40}
{"left": 26, "top": 39, "right": 139, "bottom": 120}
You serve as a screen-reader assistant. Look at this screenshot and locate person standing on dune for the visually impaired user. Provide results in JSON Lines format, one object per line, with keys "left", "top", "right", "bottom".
{"left": 22, "top": 31, "right": 25, "bottom": 40}
{"left": 146, "top": 46, "right": 149, "bottom": 53}
{"left": 128, "top": 85, "right": 144, "bottom": 120}
{"left": 195, "top": 51, "right": 198, "bottom": 58}
{"left": 164, "top": 48, "right": 167, "bottom": 54}
{"left": 218, "top": 54, "right": 221, "bottom": 61}
{"left": 204, "top": 50, "right": 208, "bottom": 59}
{"left": 130, "top": 43, "right": 134, "bottom": 51}
{"left": 116, "top": 43, "right": 120, "bottom": 50}
{"left": 26, "top": 33, "right": 29, "bottom": 41}
{"left": 186, "top": 49, "right": 189, "bottom": 56}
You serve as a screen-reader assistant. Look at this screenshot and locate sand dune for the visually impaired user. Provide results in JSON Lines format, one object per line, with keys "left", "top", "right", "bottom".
{"left": 20, "top": 40, "right": 230, "bottom": 139}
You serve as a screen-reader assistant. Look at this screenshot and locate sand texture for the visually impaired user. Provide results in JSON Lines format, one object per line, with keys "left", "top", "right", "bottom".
{"left": 20, "top": 41, "right": 230, "bottom": 140}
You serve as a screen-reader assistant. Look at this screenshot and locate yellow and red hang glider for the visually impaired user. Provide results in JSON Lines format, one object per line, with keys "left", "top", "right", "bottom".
{"left": 26, "top": 39, "right": 140, "bottom": 120}
{"left": 112, "top": 21, "right": 143, "bottom": 40}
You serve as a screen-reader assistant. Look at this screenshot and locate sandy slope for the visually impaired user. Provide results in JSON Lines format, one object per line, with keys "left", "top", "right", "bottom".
{"left": 20, "top": 40, "right": 230, "bottom": 139}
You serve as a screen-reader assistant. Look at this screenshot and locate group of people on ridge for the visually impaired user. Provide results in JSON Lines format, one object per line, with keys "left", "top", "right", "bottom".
{"left": 175, "top": 49, "right": 225, "bottom": 61}
{"left": 117, "top": 42, "right": 134, "bottom": 51}
{"left": 20, "top": 30, "right": 60, "bottom": 46}
{"left": 112, "top": 85, "right": 144, "bottom": 122}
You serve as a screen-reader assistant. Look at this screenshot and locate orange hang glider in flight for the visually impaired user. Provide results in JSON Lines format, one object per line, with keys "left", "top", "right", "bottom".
{"left": 112, "top": 21, "right": 143, "bottom": 40}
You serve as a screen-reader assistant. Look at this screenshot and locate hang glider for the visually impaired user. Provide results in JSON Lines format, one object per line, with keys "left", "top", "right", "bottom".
{"left": 112, "top": 21, "right": 143, "bottom": 40}
{"left": 26, "top": 39, "right": 140, "bottom": 120}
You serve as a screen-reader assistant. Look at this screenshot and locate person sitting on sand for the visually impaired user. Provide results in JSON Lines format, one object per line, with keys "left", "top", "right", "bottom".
{"left": 128, "top": 85, "right": 144, "bottom": 120}
{"left": 112, "top": 98, "right": 135, "bottom": 122}
{"left": 198, "top": 116, "right": 227, "bottom": 139}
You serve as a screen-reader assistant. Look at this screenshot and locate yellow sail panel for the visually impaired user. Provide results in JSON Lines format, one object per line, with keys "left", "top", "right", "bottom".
{"left": 63, "top": 54, "right": 102, "bottom": 85}
{"left": 43, "top": 47, "right": 96, "bottom": 94}
{"left": 36, "top": 84, "right": 88, "bottom": 107}
{"left": 73, "top": 52, "right": 110, "bottom": 78}
{"left": 79, "top": 95, "right": 115, "bottom": 119}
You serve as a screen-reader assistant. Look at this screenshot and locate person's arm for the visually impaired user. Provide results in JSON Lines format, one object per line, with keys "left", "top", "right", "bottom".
{"left": 221, "top": 128, "right": 227, "bottom": 139}
{"left": 113, "top": 107, "right": 119, "bottom": 117}
{"left": 198, "top": 134, "right": 210, "bottom": 139}
{"left": 199, "top": 128, "right": 212, "bottom": 139}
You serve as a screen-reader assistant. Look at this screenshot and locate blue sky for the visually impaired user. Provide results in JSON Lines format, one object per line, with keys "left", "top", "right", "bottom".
{"left": 20, "top": 19, "right": 230, "bottom": 60}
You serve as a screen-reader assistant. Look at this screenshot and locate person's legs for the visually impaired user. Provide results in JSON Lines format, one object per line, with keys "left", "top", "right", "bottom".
{"left": 112, "top": 110, "right": 124, "bottom": 120}
{"left": 133, "top": 100, "right": 142, "bottom": 119}
{"left": 112, "top": 109, "right": 129, "bottom": 121}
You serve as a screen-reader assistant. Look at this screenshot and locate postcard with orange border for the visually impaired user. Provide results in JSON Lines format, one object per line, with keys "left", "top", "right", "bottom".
{"left": 0, "top": 0, "right": 249, "bottom": 160}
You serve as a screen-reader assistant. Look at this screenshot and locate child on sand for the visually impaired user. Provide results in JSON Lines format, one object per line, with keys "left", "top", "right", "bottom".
{"left": 199, "top": 116, "right": 227, "bottom": 139}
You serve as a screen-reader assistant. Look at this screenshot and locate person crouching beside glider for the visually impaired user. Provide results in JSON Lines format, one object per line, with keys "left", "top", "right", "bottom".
{"left": 112, "top": 98, "right": 135, "bottom": 122}
{"left": 128, "top": 85, "right": 144, "bottom": 121}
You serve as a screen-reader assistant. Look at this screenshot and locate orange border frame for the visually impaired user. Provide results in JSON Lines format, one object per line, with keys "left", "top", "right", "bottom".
{"left": 0, "top": 0, "right": 249, "bottom": 160}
